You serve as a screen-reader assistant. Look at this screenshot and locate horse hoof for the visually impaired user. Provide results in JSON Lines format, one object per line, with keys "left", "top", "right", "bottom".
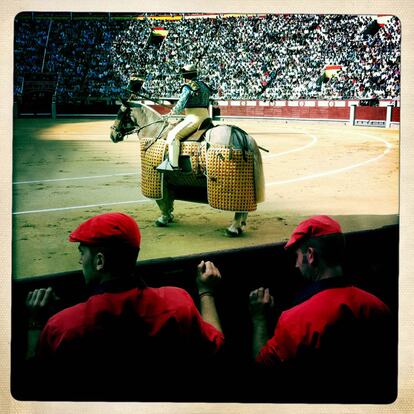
{"left": 225, "top": 228, "right": 243, "bottom": 237}
{"left": 155, "top": 215, "right": 174, "bottom": 227}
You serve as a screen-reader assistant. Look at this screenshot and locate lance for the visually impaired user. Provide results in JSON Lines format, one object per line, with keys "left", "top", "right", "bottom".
{"left": 132, "top": 92, "right": 174, "bottom": 109}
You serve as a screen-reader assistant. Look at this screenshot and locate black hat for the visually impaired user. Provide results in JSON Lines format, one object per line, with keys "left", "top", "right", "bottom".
{"left": 128, "top": 73, "right": 146, "bottom": 93}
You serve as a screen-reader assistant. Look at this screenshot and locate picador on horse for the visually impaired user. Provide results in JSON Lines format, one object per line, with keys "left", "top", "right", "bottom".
{"left": 110, "top": 64, "right": 265, "bottom": 237}
{"left": 157, "top": 64, "right": 213, "bottom": 174}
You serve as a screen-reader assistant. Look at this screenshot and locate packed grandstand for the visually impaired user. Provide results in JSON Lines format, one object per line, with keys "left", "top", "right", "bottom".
{"left": 14, "top": 13, "right": 400, "bottom": 104}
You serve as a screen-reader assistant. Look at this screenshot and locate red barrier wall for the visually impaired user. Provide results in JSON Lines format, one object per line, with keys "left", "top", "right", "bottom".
{"left": 151, "top": 99, "right": 400, "bottom": 124}
{"left": 391, "top": 107, "right": 400, "bottom": 122}
{"left": 218, "top": 105, "right": 350, "bottom": 120}
{"left": 355, "top": 106, "right": 387, "bottom": 120}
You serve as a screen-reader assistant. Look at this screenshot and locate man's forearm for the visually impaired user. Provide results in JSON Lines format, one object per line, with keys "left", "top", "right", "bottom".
{"left": 251, "top": 318, "right": 269, "bottom": 358}
{"left": 26, "top": 328, "right": 42, "bottom": 360}
{"left": 172, "top": 88, "right": 191, "bottom": 114}
{"left": 199, "top": 293, "right": 222, "bottom": 333}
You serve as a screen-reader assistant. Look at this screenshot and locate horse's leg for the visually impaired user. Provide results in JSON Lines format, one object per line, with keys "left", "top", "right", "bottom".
{"left": 240, "top": 212, "right": 248, "bottom": 229}
{"left": 155, "top": 182, "right": 175, "bottom": 227}
{"left": 225, "top": 212, "right": 248, "bottom": 237}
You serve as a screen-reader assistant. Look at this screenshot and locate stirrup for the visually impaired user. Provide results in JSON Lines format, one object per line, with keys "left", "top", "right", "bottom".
{"left": 156, "top": 159, "right": 181, "bottom": 173}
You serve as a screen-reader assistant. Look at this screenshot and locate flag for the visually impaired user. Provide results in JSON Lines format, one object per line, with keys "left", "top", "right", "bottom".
{"left": 377, "top": 15, "right": 393, "bottom": 27}
{"left": 324, "top": 65, "right": 342, "bottom": 79}
{"left": 152, "top": 27, "right": 169, "bottom": 37}
{"left": 148, "top": 27, "right": 169, "bottom": 47}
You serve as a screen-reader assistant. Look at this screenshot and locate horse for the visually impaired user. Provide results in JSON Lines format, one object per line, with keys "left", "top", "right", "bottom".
{"left": 110, "top": 99, "right": 265, "bottom": 236}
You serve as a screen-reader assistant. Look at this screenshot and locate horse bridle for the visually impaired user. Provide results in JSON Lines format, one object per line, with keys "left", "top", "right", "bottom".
{"left": 110, "top": 104, "right": 137, "bottom": 140}
{"left": 110, "top": 102, "right": 169, "bottom": 142}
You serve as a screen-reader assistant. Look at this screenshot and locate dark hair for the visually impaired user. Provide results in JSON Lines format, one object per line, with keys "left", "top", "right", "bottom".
{"left": 90, "top": 242, "right": 139, "bottom": 277}
{"left": 299, "top": 233, "right": 346, "bottom": 267}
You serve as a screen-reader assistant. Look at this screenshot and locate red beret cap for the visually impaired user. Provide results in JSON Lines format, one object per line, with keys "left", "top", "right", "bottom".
{"left": 68, "top": 212, "right": 141, "bottom": 248}
{"left": 284, "top": 215, "right": 342, "bottom": 250}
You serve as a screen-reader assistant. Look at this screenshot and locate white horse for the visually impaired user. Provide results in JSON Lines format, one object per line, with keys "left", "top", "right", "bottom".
{"left": 110, "top": 99, "right": 265, "bottom": 236}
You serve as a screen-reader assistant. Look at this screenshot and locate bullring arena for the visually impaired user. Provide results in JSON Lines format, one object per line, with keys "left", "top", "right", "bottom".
{"left": 5, "top": 10, "right": 407, "bottom": 408}
{"left": 12, "top": 115, "right": 399, "bottom": 280}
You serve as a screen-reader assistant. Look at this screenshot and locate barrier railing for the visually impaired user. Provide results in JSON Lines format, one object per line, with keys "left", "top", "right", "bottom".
{"left": 16, "top": 96, "right": 400, "bottom": 128}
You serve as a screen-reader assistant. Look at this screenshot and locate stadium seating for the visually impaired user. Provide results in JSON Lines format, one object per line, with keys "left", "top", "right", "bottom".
{"left": 14, "top": 13, "right": 400, "bottom": 103}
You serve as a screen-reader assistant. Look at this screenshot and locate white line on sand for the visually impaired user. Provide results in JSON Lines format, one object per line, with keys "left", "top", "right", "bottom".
{"left": 13, "top": 131, "right": 392, "bottom": 214}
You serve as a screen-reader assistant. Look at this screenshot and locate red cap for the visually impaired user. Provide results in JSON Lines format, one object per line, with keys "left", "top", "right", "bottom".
{"left": 284, "top": 215, "right": 342, "bottom": 250}
{"left": 69, "top": 212, "right": 141, "bottom": 248}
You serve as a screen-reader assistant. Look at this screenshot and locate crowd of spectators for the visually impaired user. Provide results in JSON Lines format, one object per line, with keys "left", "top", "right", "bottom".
{"left": 14, "top": 19, "right": 49, "bottom": 89}
{"left": 14, "top": 13, "right": 400, "bottom": 103}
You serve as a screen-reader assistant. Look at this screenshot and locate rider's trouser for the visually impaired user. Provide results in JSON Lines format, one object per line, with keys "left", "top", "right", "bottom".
{"left": 166, "top": 107, "right": 209, "bottom": 167}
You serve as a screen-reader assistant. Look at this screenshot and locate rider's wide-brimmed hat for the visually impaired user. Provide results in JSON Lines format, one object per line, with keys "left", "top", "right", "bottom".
{"left": 180, "top": 64, "right": 198, "bottom": 77}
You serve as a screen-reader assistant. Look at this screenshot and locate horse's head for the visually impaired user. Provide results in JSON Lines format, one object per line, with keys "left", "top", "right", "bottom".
{"left": 110, "top": 98, "right": 171, "bottom": 143}
{"left": 110, "top": 99, "right": 137, "bottom": 143}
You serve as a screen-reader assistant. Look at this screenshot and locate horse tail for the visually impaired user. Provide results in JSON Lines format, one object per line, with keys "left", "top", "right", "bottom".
{"left": 229, "top": 126, "right": 250, "bottom": 161}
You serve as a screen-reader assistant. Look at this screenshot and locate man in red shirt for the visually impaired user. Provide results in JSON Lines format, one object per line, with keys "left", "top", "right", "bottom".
{"left": 249, "top": 215, "right": 395, "bottom": 402}
{"left": 25, "top": 212, "right": 224, "bottom": 401}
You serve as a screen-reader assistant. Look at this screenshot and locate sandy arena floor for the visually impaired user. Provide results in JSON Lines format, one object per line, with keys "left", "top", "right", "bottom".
{"left": 12, "top": 118, "right": 399, "bottom": 279}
